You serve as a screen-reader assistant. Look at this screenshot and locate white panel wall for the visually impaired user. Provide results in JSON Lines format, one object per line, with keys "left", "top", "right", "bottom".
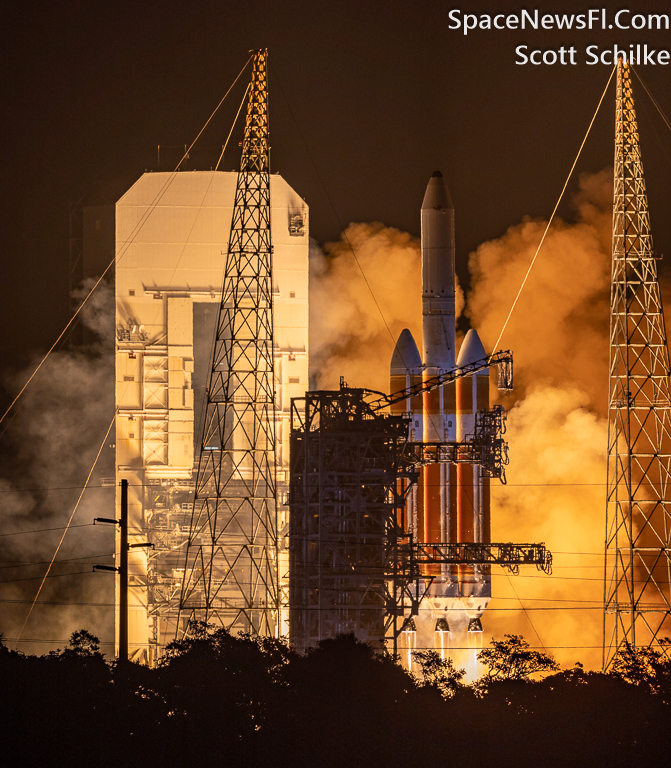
{"left": 115, "top": 171, "right": 308, "bottom": 661}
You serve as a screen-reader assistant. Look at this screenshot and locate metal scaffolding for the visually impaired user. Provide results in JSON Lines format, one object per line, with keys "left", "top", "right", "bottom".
{"left": 289, "top": 367, "right": 551, "bottom": 654}
{"left": 179, "top": 49, "right": 279, "bottom": 637}
{"left": 603, "top": 59, "right": 671, "bottom": 668}
{"left": 408, "top": 405, "right": 509, "bottom": 481}
{"left": 289, "top": 387, "right": 415, "bottom": 652}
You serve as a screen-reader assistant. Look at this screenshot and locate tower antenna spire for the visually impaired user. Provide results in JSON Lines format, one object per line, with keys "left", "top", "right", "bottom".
{"left": 603, "top": 57, "right": 671, "bottom": 668}
{"left": 179, "top": 48, "right": 279, "bottom": 637}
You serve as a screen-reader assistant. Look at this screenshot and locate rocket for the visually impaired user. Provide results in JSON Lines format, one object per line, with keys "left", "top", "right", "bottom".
{"left": 390, "top": 328, "right": 423, "bottom": 442}
{"left": 421, "top": 170, "right": 456, "bottom": 379}
{"left": 390, "top": 171, "right": 491, "bottom": 668}
{"left": 390, "top": 330, "right": 423, "bottom": 537}
{"left": 389, "top": 170, "right": 456, "bottom": 551}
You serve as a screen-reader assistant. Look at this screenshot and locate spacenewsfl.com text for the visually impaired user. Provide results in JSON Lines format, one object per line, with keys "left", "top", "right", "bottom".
{"left": 447, "top": 9, "right": 670, "bottom": 65}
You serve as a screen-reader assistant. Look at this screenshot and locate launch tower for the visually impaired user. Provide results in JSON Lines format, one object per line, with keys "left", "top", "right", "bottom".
{"left": 178, "top": 50, "right": 278, "bottom": 637}
{"left": 603, "top": 60, "right": 671, "bottom": 667}
{"left": 289, "top": 360, "right": 552, "bottom": 656}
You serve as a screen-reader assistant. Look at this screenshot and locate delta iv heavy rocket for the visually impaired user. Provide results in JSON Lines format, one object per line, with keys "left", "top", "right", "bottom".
{"left": 390, "top": 171, "right": 490, "bottom": 663}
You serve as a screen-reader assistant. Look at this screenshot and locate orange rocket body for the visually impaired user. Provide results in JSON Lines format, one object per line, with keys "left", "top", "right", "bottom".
{"left": 390, "top": 172, "right": 492, "bottom": 663}
{"left": 456, "top": 329, "right": 491, "bottom": 595}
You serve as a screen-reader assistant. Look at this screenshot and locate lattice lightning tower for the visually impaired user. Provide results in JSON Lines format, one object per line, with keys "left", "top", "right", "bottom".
{"left": 179, "top": 50, "right": 278, "bottom": 637}
{"left": 603, "top": 59, "right": 671, "bottom": 668}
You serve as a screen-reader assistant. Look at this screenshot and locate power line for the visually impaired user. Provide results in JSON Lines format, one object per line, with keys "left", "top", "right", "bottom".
{"left": 0, "top": 485, "right": 113, "bottom": 494}
{"left": 0, "top": 598, "right": 604, "bottom": 611}
{"left": 0, "top": 601, "right": 139, "bottom": 608}
{"left": 0, "top": 570, "right": 94, "bottom": 585}
{"left": 0, "top": 523, "right": 95, "bottom": 537}
{"left": 0, "top": 636, "right": 617, "bottom": 652}
{"left": 0, "top": 552, "right": 115, "bottom": 569}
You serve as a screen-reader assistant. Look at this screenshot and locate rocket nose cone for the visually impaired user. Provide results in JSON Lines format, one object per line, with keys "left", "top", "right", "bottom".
{"left": 457, "top": 329, "right": 488, "bottom": 368}
{"left": 390, "top": 328, "right": 422, "bottom": 375}
{"left": 422, "top": 171, "right": 454, "bottom": 211}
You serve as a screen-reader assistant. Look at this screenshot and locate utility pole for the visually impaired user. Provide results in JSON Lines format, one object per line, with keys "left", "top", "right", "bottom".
{"left": 95, "top": 479, "right": 151, "bottom": 663}
{"left": 179, "top": 49, "right": 279, "bottom": 638}
{"left": 119, "top": 478, "right": 129, "bottom": 662}
{"left": 603, "top": 58, "right": 671, "bottom": 669}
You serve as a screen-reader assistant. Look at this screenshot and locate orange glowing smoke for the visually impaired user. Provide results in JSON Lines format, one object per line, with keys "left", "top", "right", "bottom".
{"left": 309, "top": 170, "right": 631, "bottom": 670}
{"left": 466, "top": 169, "right": 613, "bottom": 670}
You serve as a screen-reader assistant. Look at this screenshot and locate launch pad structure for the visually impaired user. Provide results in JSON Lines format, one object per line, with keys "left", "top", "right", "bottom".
{"left": 109, "top": 47, "right": 557, "bottom": 663}
{"left": 178, "top": 49, "right": 279, "bottom": 639}
{"left": 289, "top": 365, "right": 552, "bottom": 655}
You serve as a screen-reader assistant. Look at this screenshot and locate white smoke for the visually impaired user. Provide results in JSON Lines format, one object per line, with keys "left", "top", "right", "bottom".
{"left": 305, "top": 170, "right": 616, "bottom": 670}
{"left": 466, "top": 169, "right": 614, "bottom": 670}
{"left": 0, "top": 279, "right": 115, "bottom": 656}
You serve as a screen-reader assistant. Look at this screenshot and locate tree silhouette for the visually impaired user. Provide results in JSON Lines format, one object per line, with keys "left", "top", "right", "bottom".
{"left": 412, "top": 649, "right": 466, "bottom": 697}
{"left": 477, "top": 633, "right": 559, "bottom": 682}
{"left": 610, "top": 639, "right": 671, "bottom": 701}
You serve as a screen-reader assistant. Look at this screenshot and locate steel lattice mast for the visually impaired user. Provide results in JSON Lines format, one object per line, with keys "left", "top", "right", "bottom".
{"left": 603, "top": 59, "right": 671, "bottom": 669}
{"left": 179, "top": 49, "right": 278, "bottom": 637}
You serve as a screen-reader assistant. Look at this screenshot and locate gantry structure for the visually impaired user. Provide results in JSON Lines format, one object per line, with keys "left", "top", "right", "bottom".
{"left": 179, "top": 49, "right": 279, "bottom": 637}
{"left": 603, "top": 59, "right": 671, "bottom": 668}
{"left": 289, "top": 356, "right": 552, "bottom": 655}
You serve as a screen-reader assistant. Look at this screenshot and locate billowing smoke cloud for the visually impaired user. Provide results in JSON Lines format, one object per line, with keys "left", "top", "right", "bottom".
{"left": 467, "top": 168, "right": 613, "bottom": 410}
{"left": 486, "top": 387, "right": 607, "bottom": 670}
{"left": 466, "top": 169, "right": 614, "bottom": 669}
{"left": 310, "top": 222, "right": 464, "bottom": 392}
{"left": 306, "top": 170, "right": 616, "bottom": 670}
{"left": 0, "top": 279, "right": 115, "bottom": 656}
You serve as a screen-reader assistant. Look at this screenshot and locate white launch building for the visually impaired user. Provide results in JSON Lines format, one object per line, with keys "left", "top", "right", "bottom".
{"left": 113, "top": 170, "right": 308, "bottom": 663}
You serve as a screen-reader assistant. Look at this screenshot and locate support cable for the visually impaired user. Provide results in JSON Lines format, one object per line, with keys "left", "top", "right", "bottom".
{"left": 505, "top": 572, "right": 548, "bottom": 651}
{"left": 215, "top": 82, "right": 251, "bottom": 170}
{"left": 632, "top": 67, "right": 671, "bottom": 134}
{"left": 493, "top": 65, "right": 616, "bottom": 351}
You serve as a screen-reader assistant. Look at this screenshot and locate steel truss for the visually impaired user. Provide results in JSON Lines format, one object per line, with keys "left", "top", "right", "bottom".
{"left": 289, "top": 382, "right": 550, "bottom": 654}
{"left": 603, "top": 60, "right": 671, "bottom": 668}
{"left": 179, "top": 49, "right": 279, "bottom": 637}
{"left": 402, "top": 542, "right": 552, "bottom": 576}
{"left": 408, "top": 404, "right": 509, "bottom": 480}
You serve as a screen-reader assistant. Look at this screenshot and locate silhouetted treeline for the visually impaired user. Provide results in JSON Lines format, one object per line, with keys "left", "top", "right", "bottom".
{"left": 2, "top": 625, "right": 671, "bottom": 768}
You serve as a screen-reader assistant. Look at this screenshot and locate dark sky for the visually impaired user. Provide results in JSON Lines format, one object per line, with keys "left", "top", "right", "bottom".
{"left": 0, "top": 0, "right": 670, "bottom": 653}
{"left": 1, "top": 0, "right": 670, "bottom": 375}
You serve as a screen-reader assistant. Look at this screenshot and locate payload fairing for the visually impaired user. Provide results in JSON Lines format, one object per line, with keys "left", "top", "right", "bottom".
{"left": 390, "top": 171, "right": 490, "bottom": 662}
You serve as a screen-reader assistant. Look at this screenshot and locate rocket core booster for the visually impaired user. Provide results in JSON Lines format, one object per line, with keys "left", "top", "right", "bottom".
{"left": 421, "top": 172, "right": 457, "bottom": 555}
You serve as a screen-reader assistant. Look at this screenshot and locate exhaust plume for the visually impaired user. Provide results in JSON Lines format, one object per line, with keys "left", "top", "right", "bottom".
{"left": 306, "top": 170, "right": 618, "bottom": 670}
